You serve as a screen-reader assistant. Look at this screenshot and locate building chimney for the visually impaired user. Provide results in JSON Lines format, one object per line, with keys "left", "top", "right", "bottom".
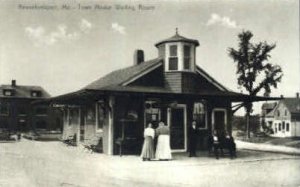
{"left": 134, "top": 50, "right": 144, "bottom": 65}
{"left": 11, "top": 80, "right": 16, "bottom": 87}
{"left": 296, "top": 92, "right": 299, "bottom": 98}
{"left": 280, "top": 94, "right": 284, "bottom": 98}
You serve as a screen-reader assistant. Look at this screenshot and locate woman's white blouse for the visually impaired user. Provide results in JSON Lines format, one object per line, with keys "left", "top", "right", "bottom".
{"left": 144, "top": 128, "right": 155, "bottom": 138}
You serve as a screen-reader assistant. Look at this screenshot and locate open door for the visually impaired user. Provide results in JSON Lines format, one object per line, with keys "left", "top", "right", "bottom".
{"left": 168, "top": 104, "right": 187, "bottom": 152}
{"left": 212, "top": 109, "right": 227, "bottom": 135}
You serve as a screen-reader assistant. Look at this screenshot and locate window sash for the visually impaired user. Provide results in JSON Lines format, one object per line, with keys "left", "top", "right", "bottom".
{"left": 184, "top": 45, "right": 191, "bottom": 57}
{"left": 169, "top": 57, "right": 178, "bottom": 70}
{"left": 169, "top": 45, "right": 177, "bottom": 56}
{"left": 184, "top": 57, "right": 190, "bottom": 70}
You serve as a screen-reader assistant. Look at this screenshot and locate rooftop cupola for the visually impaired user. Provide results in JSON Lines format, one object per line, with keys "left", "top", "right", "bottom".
{"left": 155, "top": 28, "right": 199, "bottom": 73}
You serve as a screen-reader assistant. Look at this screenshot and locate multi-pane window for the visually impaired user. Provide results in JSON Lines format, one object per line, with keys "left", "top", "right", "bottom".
{"left": 286, "top": 123, "right": 290, "bottom": 132}
{"left": 282, "top": 121, "right": 285, "bottom": 131}
{"left": 184, "top": 45, "right": 191, "bottom": 70}
{"left": 3, "top": 90, "right": 13, "bottom": 96}
{"left": 278, "top": 123, "right": 281, "bottom": 131}
{"left": 168, "top": 45, "right": 178, "bottom": 70}
{"left": 145, "top": 101, "right": 161, "bottom": 129}
{"left": 193, "top": 101, "right": 206, "bottom": 129}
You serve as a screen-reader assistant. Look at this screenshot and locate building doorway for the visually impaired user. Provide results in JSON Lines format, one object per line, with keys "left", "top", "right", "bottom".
{"left": 212, "top": 108, "right": 227, "bottom": 135}
{"left": 168, "top": 104, "right": 187, "bottom": 152}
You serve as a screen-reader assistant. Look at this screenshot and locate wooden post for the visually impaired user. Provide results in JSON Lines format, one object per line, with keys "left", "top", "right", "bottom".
{"left": 108, "top": 96, "right": 115, "bottom": 155}
{"left": 77, "top": 108, "right": 81, "bottom": 145}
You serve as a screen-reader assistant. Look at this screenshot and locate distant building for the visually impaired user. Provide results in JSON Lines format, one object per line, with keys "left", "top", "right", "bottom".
{"left": 260, "top": 102, "right": 277, "bottom": 131}
{"left": 261, "top": 93, "right": 300, "bottom": 137}
{"left": 0, "top": 80, "right": 62, "bottom": 133}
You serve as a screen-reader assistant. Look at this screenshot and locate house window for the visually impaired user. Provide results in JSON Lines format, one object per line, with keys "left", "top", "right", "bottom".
{"left": 3, "top": 89, "right": 13, "bottom": 96}
{"left": 145, "top": 100, "right": 161, "bottom": 129}
{"left": 278, "top": 123, "right": 281, "bottom": 131}
{"left": 31, "top": 91, "right": 41, "bottom": 97}
{"left": 277, "top": 111, "right": 280, "bottom": 117}
{"left": 0, "top": 103, "right": 9, "bottom": 115}
{"left": 183, "top": 45, "right": 191, "bottom": 70}
{"left": 286, "top": 123, "right": 290, "bottom": 132}
{"left": 284, "top": 110, "right": 287, "bottom": 116}
{"left": 193, "top": 101, "right": 207, "bottom": 129}
{"left": 282, "top": 121, "right": 285, "bottom": 130}
{"left": 97, "top": 103, "right": 105, "bottom": 130}
{"left": 168, "top": 45, "right": 178, "bottom": 70}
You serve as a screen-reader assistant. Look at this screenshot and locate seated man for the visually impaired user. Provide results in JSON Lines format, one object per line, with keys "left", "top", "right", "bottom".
{"left": 225, "top": 134, "right": 237, "bottom": 159}
{"left": 207, "top": 131, "right": 221, "bottom": 159}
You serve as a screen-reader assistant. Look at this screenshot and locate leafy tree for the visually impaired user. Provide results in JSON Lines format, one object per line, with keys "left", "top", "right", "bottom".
{"left": 228, "top": 30, "right": 283, "bottom": 138}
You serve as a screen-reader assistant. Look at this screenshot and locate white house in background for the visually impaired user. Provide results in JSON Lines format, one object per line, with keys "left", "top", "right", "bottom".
{"left": 262, "top": 93, "right": 300, "bottom": 137}
{"left": 260, "top": 102, "right": 277, "bottom": 132}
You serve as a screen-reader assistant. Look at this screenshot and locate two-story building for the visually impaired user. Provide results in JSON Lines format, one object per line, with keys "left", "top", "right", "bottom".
{"left": 0, "top": 80, "right": 62, "bottom": 135}
{"left": 46, "top": 31, "right": 276, "bottom": 155}
{"left": 263, "top": 93, "right": 300, "bottom": 137}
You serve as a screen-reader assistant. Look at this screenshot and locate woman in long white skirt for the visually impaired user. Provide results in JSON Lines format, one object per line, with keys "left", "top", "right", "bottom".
{"left": 140, "top": 123, "right": 155, "bottom": 161}
{"left": 155, "top": 122, "right": 172, "bottom": 160}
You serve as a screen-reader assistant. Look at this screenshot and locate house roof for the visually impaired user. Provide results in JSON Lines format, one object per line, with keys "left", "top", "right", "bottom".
{"left": 84, "top": 58, "right": 162, "bottom": 90}
{"left": 281, "top": 98, "right": 300, "bottom": 114}
{"left": 0, "top": 84, "right": 50, "bottom": 99}
{"left": 265, "top": 98, "right": 300, "bottom": 117}
{"left": 155, "top": 33, "right": 200, "bottom": 47}
{"left": 262, "top": 102, "right": 277, "bottom": 110}
{"left": 84, "top": 57, "right": 229, "bottom": 93}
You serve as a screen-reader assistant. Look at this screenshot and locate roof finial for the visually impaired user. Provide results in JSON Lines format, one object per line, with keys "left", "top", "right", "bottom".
{"left": 175, "top": 27, "right": 178, "bottom": 35}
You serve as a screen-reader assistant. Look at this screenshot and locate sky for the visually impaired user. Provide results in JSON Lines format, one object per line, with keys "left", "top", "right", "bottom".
{"left": 0, "top": 0, "right": 299, "bottom": 115}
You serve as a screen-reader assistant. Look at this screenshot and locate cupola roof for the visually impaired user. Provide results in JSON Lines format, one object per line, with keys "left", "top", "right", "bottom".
{"left": 155, "top": 28, "right": 200, "bottom": 47}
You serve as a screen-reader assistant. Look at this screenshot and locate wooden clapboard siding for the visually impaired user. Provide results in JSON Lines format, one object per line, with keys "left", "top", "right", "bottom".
{"left": 164, "top": 72, "right": 182, "bottom": 93}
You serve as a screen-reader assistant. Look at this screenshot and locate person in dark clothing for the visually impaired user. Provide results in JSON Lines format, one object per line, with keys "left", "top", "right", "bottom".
{"left": 189, "top": 121, "right": 199, "bottom": 157}
{"left": 225, "top": 133, "right": 237, "bottom": 159}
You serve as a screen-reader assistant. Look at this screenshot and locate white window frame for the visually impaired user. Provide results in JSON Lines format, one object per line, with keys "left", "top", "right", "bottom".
{"left": 211, "top": 108, "right": 227, "bottom": 133}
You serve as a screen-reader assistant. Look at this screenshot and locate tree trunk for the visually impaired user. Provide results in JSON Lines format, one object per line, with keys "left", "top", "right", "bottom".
{"left": 245, "top": 102, "right": 252, "bottom": 139}
{"left": 246, "top": 112, "right": 250, "bottom": 139}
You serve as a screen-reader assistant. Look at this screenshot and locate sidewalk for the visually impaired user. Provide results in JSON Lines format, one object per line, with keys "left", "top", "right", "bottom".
{"left": 236, "top": 140, "right": 300, "bottom": 155}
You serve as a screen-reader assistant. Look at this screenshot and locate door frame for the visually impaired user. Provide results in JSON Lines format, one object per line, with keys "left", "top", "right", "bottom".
{"left": 211, "top": 108, "right": 227, "bottom": 133}
{"left": 167, "top": 104, "right": 187, "bottom": 152}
